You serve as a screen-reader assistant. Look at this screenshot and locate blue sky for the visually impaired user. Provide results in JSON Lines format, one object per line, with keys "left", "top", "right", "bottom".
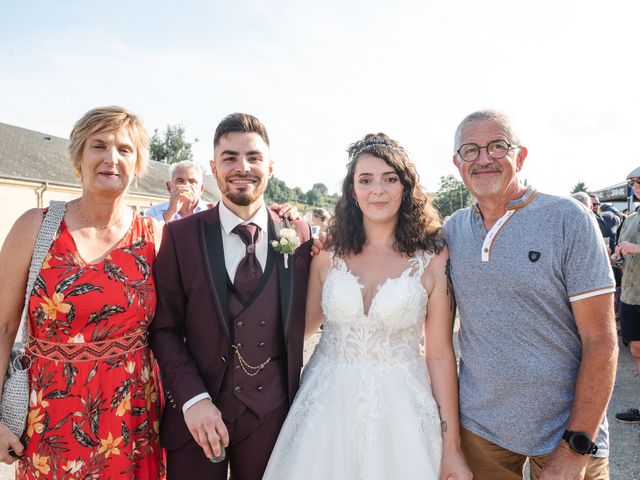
{"left": 1, "top": 0, "right": 638, "bottom": 195}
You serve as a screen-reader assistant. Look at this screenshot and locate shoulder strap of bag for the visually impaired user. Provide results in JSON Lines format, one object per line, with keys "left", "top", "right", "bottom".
{"left": 19, "top": 200, "right": 67, "bottom": 346}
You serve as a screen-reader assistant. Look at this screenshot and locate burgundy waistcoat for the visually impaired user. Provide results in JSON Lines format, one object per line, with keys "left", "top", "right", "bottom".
{"left": 215, "top": 254, "right": 287, "bottom": 423}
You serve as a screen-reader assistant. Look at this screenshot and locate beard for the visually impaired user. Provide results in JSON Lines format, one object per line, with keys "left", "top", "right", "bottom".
{"left": 217, "top": 172, "right": 269, "bottom": 207}
{"left": 468, "top": 166, "right": 504, "bottom": 197}
{"left": 227, "top": 190, "right": 259, "bottom": 206}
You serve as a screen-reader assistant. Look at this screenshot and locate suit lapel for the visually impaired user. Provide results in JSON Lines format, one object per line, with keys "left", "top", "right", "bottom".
{"left": 269, "top": 213, "right": 294, "bottom": 342}
{"left": 198, "top": 207, "right": 231, "bottom": 343}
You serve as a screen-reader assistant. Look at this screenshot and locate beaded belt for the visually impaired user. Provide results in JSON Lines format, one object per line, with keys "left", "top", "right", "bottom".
{"left": 27, "top": 332, "right": 148, "bottom": 362}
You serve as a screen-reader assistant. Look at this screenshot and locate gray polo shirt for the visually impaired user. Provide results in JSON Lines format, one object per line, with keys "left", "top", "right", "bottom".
{"left": 444, "top": 188, "right": 615, "bottom": 456}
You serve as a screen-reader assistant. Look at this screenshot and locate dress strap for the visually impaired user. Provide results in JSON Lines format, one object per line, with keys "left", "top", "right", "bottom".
{"left": 329, "top": 252, "right": 348, "bottom": 272}
{"left": 133, "top": 215, "right": 157, "bottom": 260}
{"left": 138, "top": 215, "right": 155, "bottom": 241}
{"left": 407, "top": 251, "right": 432, "bottom": 279}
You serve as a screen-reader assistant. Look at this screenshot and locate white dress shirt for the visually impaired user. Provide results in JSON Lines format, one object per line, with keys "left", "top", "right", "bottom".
{"left": 182, "top": 200, "right": 270, "bottom": 413}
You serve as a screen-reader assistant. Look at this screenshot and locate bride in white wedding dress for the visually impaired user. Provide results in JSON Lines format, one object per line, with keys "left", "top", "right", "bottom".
{"left": 263, "top": 134, "right": 471, "bottom": 480}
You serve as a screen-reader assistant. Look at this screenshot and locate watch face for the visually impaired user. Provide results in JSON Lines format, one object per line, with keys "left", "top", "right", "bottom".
{"left": 570, "top": 433, "right": 591, "bottom": 453}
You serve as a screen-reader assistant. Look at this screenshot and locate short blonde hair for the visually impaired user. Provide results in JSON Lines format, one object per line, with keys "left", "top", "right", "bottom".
{"left": 69, "top": 106, "right": 150, "bottom": 176}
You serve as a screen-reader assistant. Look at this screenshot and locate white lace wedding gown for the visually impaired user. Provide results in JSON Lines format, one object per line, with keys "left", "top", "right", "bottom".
{"left": 263, "top": 253, "right": 442, "bottom": 479}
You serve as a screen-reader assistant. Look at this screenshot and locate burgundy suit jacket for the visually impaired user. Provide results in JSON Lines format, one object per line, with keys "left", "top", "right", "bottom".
{"left": 149, "top": 204, "right": 312, "bottom": 450}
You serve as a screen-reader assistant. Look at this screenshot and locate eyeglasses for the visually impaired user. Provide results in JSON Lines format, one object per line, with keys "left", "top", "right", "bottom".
{"left": 457, "top": 139, "right": 518, "bottom": 163}
{"left": 627, "top": 178, "right": 640, "bottom": 186}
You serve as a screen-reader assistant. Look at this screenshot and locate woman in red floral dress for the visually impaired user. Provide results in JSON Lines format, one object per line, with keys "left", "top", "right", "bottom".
{"left": 0, "top": 106, "right": 164, "bottom": 478}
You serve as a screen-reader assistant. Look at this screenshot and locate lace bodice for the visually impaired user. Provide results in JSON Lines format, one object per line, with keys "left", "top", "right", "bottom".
{"left": 316, "top": 252, "right": 431, "bottom": 364}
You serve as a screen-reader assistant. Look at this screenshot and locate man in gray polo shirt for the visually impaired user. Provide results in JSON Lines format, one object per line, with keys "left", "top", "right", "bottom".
{"left": 444, "top": 110, "right": 617, "bottom": 480}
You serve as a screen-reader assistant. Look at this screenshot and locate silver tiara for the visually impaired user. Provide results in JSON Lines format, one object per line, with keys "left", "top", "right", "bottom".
{"left": 350, "top": 141, "right": 405, "bottom": 161}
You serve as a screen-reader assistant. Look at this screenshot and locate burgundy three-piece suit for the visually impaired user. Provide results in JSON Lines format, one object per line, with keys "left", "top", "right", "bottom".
{"left": 150, "top": 205, "right": 312, "bottom": 479}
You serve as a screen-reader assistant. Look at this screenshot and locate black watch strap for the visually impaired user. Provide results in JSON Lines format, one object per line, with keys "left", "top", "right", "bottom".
{"left": 562, "top": 430, "right": 598, "bottom": 455}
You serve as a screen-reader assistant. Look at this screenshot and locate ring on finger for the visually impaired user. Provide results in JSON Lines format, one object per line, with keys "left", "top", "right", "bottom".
{"left": 209, "top": 439, "right": 226, "bottom": 463}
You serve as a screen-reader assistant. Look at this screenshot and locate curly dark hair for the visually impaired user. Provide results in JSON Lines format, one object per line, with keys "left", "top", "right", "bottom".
{"left": 326, "top": 133, "right": 443, "bottom": 257}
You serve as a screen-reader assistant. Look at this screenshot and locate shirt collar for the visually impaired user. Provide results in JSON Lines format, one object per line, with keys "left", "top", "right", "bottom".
{"left": 506, "top": 186, "right": 536, "bottom": 209}
{"left": 219, "top": 200, "right": 269, "bottom": 235}
{"left": 471, "top": 186, "right": 538, "bottom": 214}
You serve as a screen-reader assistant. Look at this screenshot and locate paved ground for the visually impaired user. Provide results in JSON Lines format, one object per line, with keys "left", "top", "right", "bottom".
{"left": 608, "top": 341, "right": 640, "bottom": 479}
{"left": 1, "top": 333, "right": 637, "bottom": 479}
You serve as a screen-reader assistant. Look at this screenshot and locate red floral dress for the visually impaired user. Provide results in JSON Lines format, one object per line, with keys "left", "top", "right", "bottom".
{"left": 17, "top": 214, "right": 164, "bottom": 479}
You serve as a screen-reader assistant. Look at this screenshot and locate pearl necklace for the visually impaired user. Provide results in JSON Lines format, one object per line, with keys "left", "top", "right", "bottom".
{"left": 76, "top": 200, "right": 126, "bottom": 231}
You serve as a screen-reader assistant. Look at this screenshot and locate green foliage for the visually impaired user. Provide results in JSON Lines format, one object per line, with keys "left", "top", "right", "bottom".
{"left": 265, "top": 177, "right": 291, "bottom": 204}
{"left": 570, "top": 181, "right": 589, "bottom": 194}
{"left": 307, "top": 182, "right": 321, "bottom": 205}
{"left": 150, "top": 124, "right": 193, "bottom": 164}
{"left": 265, "top": 176, "right": 337, "bottom": 210}
{"left": 291, "top": 187, "right": 305, "bottom": 203}
{"left": 434, "top": 175, "right": 474, "bottom": 218}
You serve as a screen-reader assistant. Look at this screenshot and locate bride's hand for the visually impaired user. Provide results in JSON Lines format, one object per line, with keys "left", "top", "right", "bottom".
{"left": 439, "top": 445, "right": 473, "bottom": 480}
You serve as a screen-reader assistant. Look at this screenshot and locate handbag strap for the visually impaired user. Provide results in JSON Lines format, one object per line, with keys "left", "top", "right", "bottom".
{"left": 19, "top": 200, "right": 67, "bottom": 347}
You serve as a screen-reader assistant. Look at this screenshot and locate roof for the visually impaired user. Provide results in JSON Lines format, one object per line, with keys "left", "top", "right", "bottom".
{"left": 0, "top": 122, "right": 219, "bottom": 201}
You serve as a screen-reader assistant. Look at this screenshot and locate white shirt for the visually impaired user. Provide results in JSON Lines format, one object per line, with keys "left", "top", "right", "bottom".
{"left": 144, "top": 200, "right": 208, "bottom": 223}
{"left": 182, "top": 200, "right": 270, "bottom": 413}
{"left": 218, "top": 200, "right": 269, "bottom": 281}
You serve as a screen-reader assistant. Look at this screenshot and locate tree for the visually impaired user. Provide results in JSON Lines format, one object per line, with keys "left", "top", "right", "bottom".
{"left": 150, "top": 124, "right": 193, "bottom": 164}
{"left": 570, "top": 181, "right": 589, "bottom": 194}
{"left": 434, "top": 175, "right": 474, "bottom": 218}
{"left": 305, "top": 183, "right": 329, "bottom": 206}
{"left": 291, "top": 187, "right": 305, "bottom": 203}
{"left": 265, "top": 176, "right": 292, "bottom": 204}
{"left": 311, "top": 183, "right": 328, "bottom": 196}
{"left": 264, "top": 177, "right": 337, "bottom": 210}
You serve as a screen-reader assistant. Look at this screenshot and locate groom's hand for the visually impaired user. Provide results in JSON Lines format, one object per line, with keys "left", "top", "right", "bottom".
{"left": 184, "top": 399, "right": 229, "bottom": 459}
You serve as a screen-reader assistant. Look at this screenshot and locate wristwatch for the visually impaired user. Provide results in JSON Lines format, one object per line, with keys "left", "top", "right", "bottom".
{"left": 562, "top": 430, "right": 598, "bottom": 455}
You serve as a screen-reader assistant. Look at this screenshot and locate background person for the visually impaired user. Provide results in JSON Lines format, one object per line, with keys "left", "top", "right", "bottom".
{"left": 589, "top": 195, "right": 616, "bottom": 252}
{"left": 309, "top": 207, "right": 331, "bottom": 237}
{"left": 611, "top": 166, "right": 640, "bottom": 424}
{"left": 0, "top": 106, "right": 164, "bottom": 478}
{"left": 145, "top": 160, "right": 208, "bottom": 223}
{"left": 571, "top": 192, "right": 592, "bottom": 210}
{"left": 589, "top": 195, "right": 623, "bottom": 241}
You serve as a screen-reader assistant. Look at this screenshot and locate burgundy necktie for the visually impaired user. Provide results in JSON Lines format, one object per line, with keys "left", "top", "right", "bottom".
{"left": 232, "top": 223, "right": 263, "bottom": 301}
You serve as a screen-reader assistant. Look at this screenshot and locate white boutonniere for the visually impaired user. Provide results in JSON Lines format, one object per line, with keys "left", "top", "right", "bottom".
{"left": 271, "top": 227, "right": 300, "bottom": 269}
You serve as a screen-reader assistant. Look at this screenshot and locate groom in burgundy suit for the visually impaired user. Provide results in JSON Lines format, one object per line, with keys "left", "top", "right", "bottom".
{"left": 150, "top": 113, "right": 312, "bottom": 479}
